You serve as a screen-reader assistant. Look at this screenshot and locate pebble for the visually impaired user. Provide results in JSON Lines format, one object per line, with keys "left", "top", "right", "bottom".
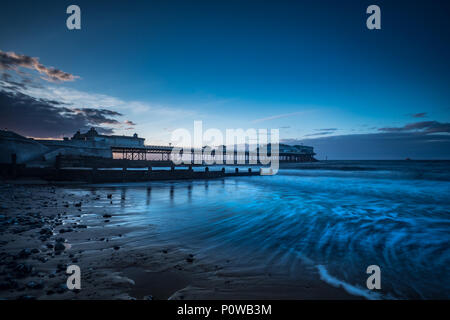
{"left": 54, "top": 242, "right": 65, "bottom": 252}
{"left": 17, "top": 295, "right": 36, "bottom": 300}
{"left": 18, "top": 248, "right": 32, "bottom": 258}
{"left": 14, "top": 263, "right": 34, "bottom": 278}
{"left": 26, "top": 280, "right": 44, "bottom": 289}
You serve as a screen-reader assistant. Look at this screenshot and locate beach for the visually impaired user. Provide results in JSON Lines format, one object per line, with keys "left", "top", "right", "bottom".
{"left": 1, "top": 161, "right": 449, "bottom": 300}
{"left": 0, "top": 181, "right": 355, "bottom": 300}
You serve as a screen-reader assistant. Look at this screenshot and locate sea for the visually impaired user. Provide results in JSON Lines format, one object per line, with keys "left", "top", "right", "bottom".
{"left": 73, "top": 160, "right": 450, "bottom": 299}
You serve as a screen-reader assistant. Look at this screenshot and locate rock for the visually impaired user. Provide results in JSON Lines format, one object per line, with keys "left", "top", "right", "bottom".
{"left": 14, "top": 263, "right": 34, "bottom": 278}
{"left": 56, "top": 283, "right": 68, "bottom": 293}
{"left": 31, "top": 248, "right": 40, "bottom": 254}
{"left": 39, "top": 235, "right": 50, "bottom": 242}
{"left": 103, "top": 214, "right": 112, "bottom": 218}
{"left": 57, "top": 264, "right": 66, "bottom": 272}
{"left": 74, "top": 202, "right": 82, "bottom": 207}
{"left": 39, "top": 228, "right": 52, "bottom": 235}
{"left": 54, "top": 242, "right": 65, "bottom": 252}
{"left": 18, "top": 248, "right": 32, "bottom": 258}
{"left": 37, "top": 256, "right": 48, "bottom": 263}
{"left": 113, "top": 246, "right": 120, "bottom": 250}
{"left": 26, "top": 280, "right": 44, "bottom": 289}
{"left": 17, "top": 295, "right": 36, "bottom": 300}
{"left": 0, "top": 280, "right": 18, "bottom": 290}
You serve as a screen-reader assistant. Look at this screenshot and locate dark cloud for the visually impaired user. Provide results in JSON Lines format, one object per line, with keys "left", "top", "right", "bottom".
{"left": 282, "top": 132, "right": 450, "bottom": 160}
{"left": 315, "top": 128, "right": 338, "bottom": 131}
{"left": 304, "top": 131, "right": 335, "bottom": 137}
{"left": 72, "top": 108, "right": 122, "bottom": 125}
{"left": 411, "top": 112, "right": 427, "bottom": 118}
{"left": 379, "top": 121, "right": 450, "bottom": 134}
{"left": 303, "top": 128, "right": 338, "bottom": 137}
{"left": 0, "top": 50, "right": 79, "bottom": 82}
{"left": 0, "top": 90, "right": 122, "bottom": 137}
{"left": 303, "top": 128, "right": 339, "bottom": 136}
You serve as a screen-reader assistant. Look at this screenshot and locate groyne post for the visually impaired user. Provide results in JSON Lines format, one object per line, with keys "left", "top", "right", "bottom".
{"left": 91, "top": 166, "right": 97, "bottom": 183}
{"left": 11, "top": 153, "right": 17, "bottom": 179}
{"left": 122, "top": 167, "right": 127, "bottom": 182}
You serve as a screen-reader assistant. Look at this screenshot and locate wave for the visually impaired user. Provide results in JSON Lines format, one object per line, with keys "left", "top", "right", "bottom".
{"left": 317, "top": 265, "right": 384, "bottom": 300}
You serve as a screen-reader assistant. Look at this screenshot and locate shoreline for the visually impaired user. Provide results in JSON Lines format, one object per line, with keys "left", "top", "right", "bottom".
{"left": 0, "top": 182, "right": 359, "bottom": 300}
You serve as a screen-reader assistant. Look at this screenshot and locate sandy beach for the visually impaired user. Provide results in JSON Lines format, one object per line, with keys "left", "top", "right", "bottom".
{"left": 0, "top": 180, "right": 356, "bottom": 300}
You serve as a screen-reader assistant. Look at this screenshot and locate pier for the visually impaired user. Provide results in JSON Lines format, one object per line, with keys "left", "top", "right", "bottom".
{"left": 0, "top": 128, "right": 317, "bottom": 182}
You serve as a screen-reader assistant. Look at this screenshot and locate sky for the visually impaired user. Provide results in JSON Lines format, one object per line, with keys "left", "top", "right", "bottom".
{"left": 1, "top": 0, "right": 449, "bottom": 159}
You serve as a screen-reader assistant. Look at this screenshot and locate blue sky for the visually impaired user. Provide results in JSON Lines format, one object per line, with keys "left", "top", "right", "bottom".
{"left": 1, "top": 0, "right": 449, "bottom": 159}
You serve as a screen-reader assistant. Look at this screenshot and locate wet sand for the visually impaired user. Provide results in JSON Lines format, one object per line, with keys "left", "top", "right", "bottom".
{"left": 0, "top": 180, "right": 358, "bottom": 300}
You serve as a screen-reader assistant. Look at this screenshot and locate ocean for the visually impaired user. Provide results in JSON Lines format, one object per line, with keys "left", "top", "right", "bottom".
{"left": 76, "top": 160, "right": 450, "bottom": 299}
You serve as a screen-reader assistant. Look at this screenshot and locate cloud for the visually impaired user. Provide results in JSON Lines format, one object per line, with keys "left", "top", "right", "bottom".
{"left": 282, "top": 131, "right": 450, "bottom": 160}
{"left": 316, "top": 128, "right": 338, "bottom": 132}
{"left": 302, "top": 128, "right": 338, "bottom": 137}
{"left": 252, "top": 111, "right": 305, "bottom": 123}
{"left": 304, "top": 131, "right": 336, "bottom": 137}
{"left": 72, "top": 108, "right": 122, "bottom": 125}
{"left": 0, "top": 50, "right": 79, "bottom": 82}
{"left": 411, "top": 112, "right": 427, "bottom": 118}
{"left": 378, "top": 121, "right": 450, "bottom": 134}
{"left": 0, "top": 90, "right": 123, "bottom": 137}
{"left": 124, "top": 120, "right": 136, "bottom": 126}
{"left": 20, "top": 85, "right": 195, "bottom": 118}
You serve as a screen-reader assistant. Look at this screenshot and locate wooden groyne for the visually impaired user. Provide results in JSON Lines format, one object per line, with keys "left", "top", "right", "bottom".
{"left": 0, "top": 164, "right": 260, "bottom": 183}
